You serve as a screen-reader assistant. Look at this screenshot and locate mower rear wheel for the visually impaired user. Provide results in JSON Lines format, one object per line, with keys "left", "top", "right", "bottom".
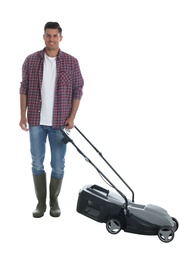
{"left": 106, "top": 218, "right": 122, "bottom": 234}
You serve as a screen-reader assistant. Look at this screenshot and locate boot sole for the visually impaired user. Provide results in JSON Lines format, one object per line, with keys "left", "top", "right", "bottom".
{"left": 33, "top": 207, "right": 46, "bottom": 218}
{"left": 33, "top": 213, "right": 45, "bottom": 218}
{"left": 50, "top": 210, "right": 61, "bottom": 217}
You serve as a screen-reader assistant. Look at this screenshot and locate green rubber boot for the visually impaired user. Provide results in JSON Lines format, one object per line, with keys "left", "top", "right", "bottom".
{"left": 50, "top": 177, "right": 63, "bottom": 217}
{"left": 32, "top": 173, "right": 47, "bottom": 218}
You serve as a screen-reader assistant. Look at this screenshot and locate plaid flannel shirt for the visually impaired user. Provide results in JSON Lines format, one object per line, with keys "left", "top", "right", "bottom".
{"left": 20, "top": 48, "right": 84, "bottom": 128}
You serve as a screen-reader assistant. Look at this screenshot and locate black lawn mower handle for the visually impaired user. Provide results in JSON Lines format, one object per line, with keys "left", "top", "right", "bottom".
{"left": 60, "top": 126, "right": 134, "bottom": 205}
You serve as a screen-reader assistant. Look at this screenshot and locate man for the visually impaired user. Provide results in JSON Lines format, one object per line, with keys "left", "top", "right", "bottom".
{"left": 19, "top": 22, "right": 84, "bottom": 218}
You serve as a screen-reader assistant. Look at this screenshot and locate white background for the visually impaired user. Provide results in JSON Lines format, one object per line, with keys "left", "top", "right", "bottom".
{"left": 1, "top": 0, "right": 193, "bottom": 259}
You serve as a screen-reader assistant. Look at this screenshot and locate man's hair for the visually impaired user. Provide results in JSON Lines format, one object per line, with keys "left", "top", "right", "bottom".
{"left": 44, "top": 22, "right": 62, "bottom": 35}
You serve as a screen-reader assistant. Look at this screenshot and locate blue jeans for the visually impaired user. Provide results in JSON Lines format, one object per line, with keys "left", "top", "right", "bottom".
{"left": 29, "top": 125, "right": 67, "bottom": 179}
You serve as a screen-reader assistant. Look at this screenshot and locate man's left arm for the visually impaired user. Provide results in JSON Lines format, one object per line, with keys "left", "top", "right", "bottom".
{"left": 65, "top": 99, "right": 81, "bottom": 129}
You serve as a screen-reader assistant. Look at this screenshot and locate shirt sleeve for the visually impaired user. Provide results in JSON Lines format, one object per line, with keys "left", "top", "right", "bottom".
{"left": 72, "top": 59, "right": 84, "bottom": 100}
{"left": 19, "top": 57, "right": 29, "bottom": 95}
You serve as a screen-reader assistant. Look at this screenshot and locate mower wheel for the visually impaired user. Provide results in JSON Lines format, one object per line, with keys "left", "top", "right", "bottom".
{"left": 158, "top": 226, "right": 174, "bottom": 243}
{"left": 172, "top": 217, "right": 179, "bottom": 232}
{"left": 106, "top": 218, "right": 122, "bottom": 235}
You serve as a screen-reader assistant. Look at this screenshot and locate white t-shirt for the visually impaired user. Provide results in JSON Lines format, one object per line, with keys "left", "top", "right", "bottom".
{"left": 40, "top": 54, "right": 57, "bottom": 126}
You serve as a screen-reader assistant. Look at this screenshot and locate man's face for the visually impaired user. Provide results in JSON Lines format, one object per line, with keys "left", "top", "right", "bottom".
{"left": 43, "top": 28, "right": 63, "bottom": 50}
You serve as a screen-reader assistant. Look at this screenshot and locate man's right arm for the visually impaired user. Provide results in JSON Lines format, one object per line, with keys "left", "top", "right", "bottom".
{"left": 19, "top": 94, "right": 28, "bottom": 131}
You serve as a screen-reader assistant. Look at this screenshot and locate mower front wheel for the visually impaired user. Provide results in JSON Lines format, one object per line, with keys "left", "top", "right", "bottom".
{"left": 158, "top": 226, "right": 174, "bottom": 243}
{"left": 172, "top": 217, "right": 179, "bottom": 232}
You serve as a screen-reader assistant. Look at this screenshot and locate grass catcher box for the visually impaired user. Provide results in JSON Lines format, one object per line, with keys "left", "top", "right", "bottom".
{"left": 76, "top": 184, "right": 125, "bottom": 223}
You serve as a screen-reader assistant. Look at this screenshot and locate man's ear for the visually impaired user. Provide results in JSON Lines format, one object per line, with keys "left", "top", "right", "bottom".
{"left": 60, "top": 35, "right": 63, "bottom": 42}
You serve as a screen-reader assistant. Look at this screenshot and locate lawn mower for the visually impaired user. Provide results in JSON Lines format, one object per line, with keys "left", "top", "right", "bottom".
{"left": 60, "top": 126, "right": 179, "bottom": 243}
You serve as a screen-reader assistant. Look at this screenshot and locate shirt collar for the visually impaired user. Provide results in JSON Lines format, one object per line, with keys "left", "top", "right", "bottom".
{"left": 41, "top": 48, "right": 62, "bottom": 60}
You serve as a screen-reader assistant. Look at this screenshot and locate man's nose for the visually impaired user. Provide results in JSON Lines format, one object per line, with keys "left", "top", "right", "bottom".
{"left": 49, "top": 36, "right": 55, "bottom": 41}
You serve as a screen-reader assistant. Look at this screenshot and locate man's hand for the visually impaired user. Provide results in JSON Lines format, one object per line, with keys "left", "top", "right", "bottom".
{"left": 64, "top": 118, "right": 74, "bottom": 129}
{"left": 19, "top": 116, "right": 29, "bottom": 131}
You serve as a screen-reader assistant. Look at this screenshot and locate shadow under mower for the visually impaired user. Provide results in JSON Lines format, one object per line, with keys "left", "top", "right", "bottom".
{"left": 60, "top": 126, "right": 179, "bottom": 243}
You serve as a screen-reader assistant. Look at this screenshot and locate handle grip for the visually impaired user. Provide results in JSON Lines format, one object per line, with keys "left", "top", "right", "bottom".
{"left": 90, "top": 184, "right": 109, "bottom": 196}
{"left": 60, "top": 127, "right": 73, "bottom": 144}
